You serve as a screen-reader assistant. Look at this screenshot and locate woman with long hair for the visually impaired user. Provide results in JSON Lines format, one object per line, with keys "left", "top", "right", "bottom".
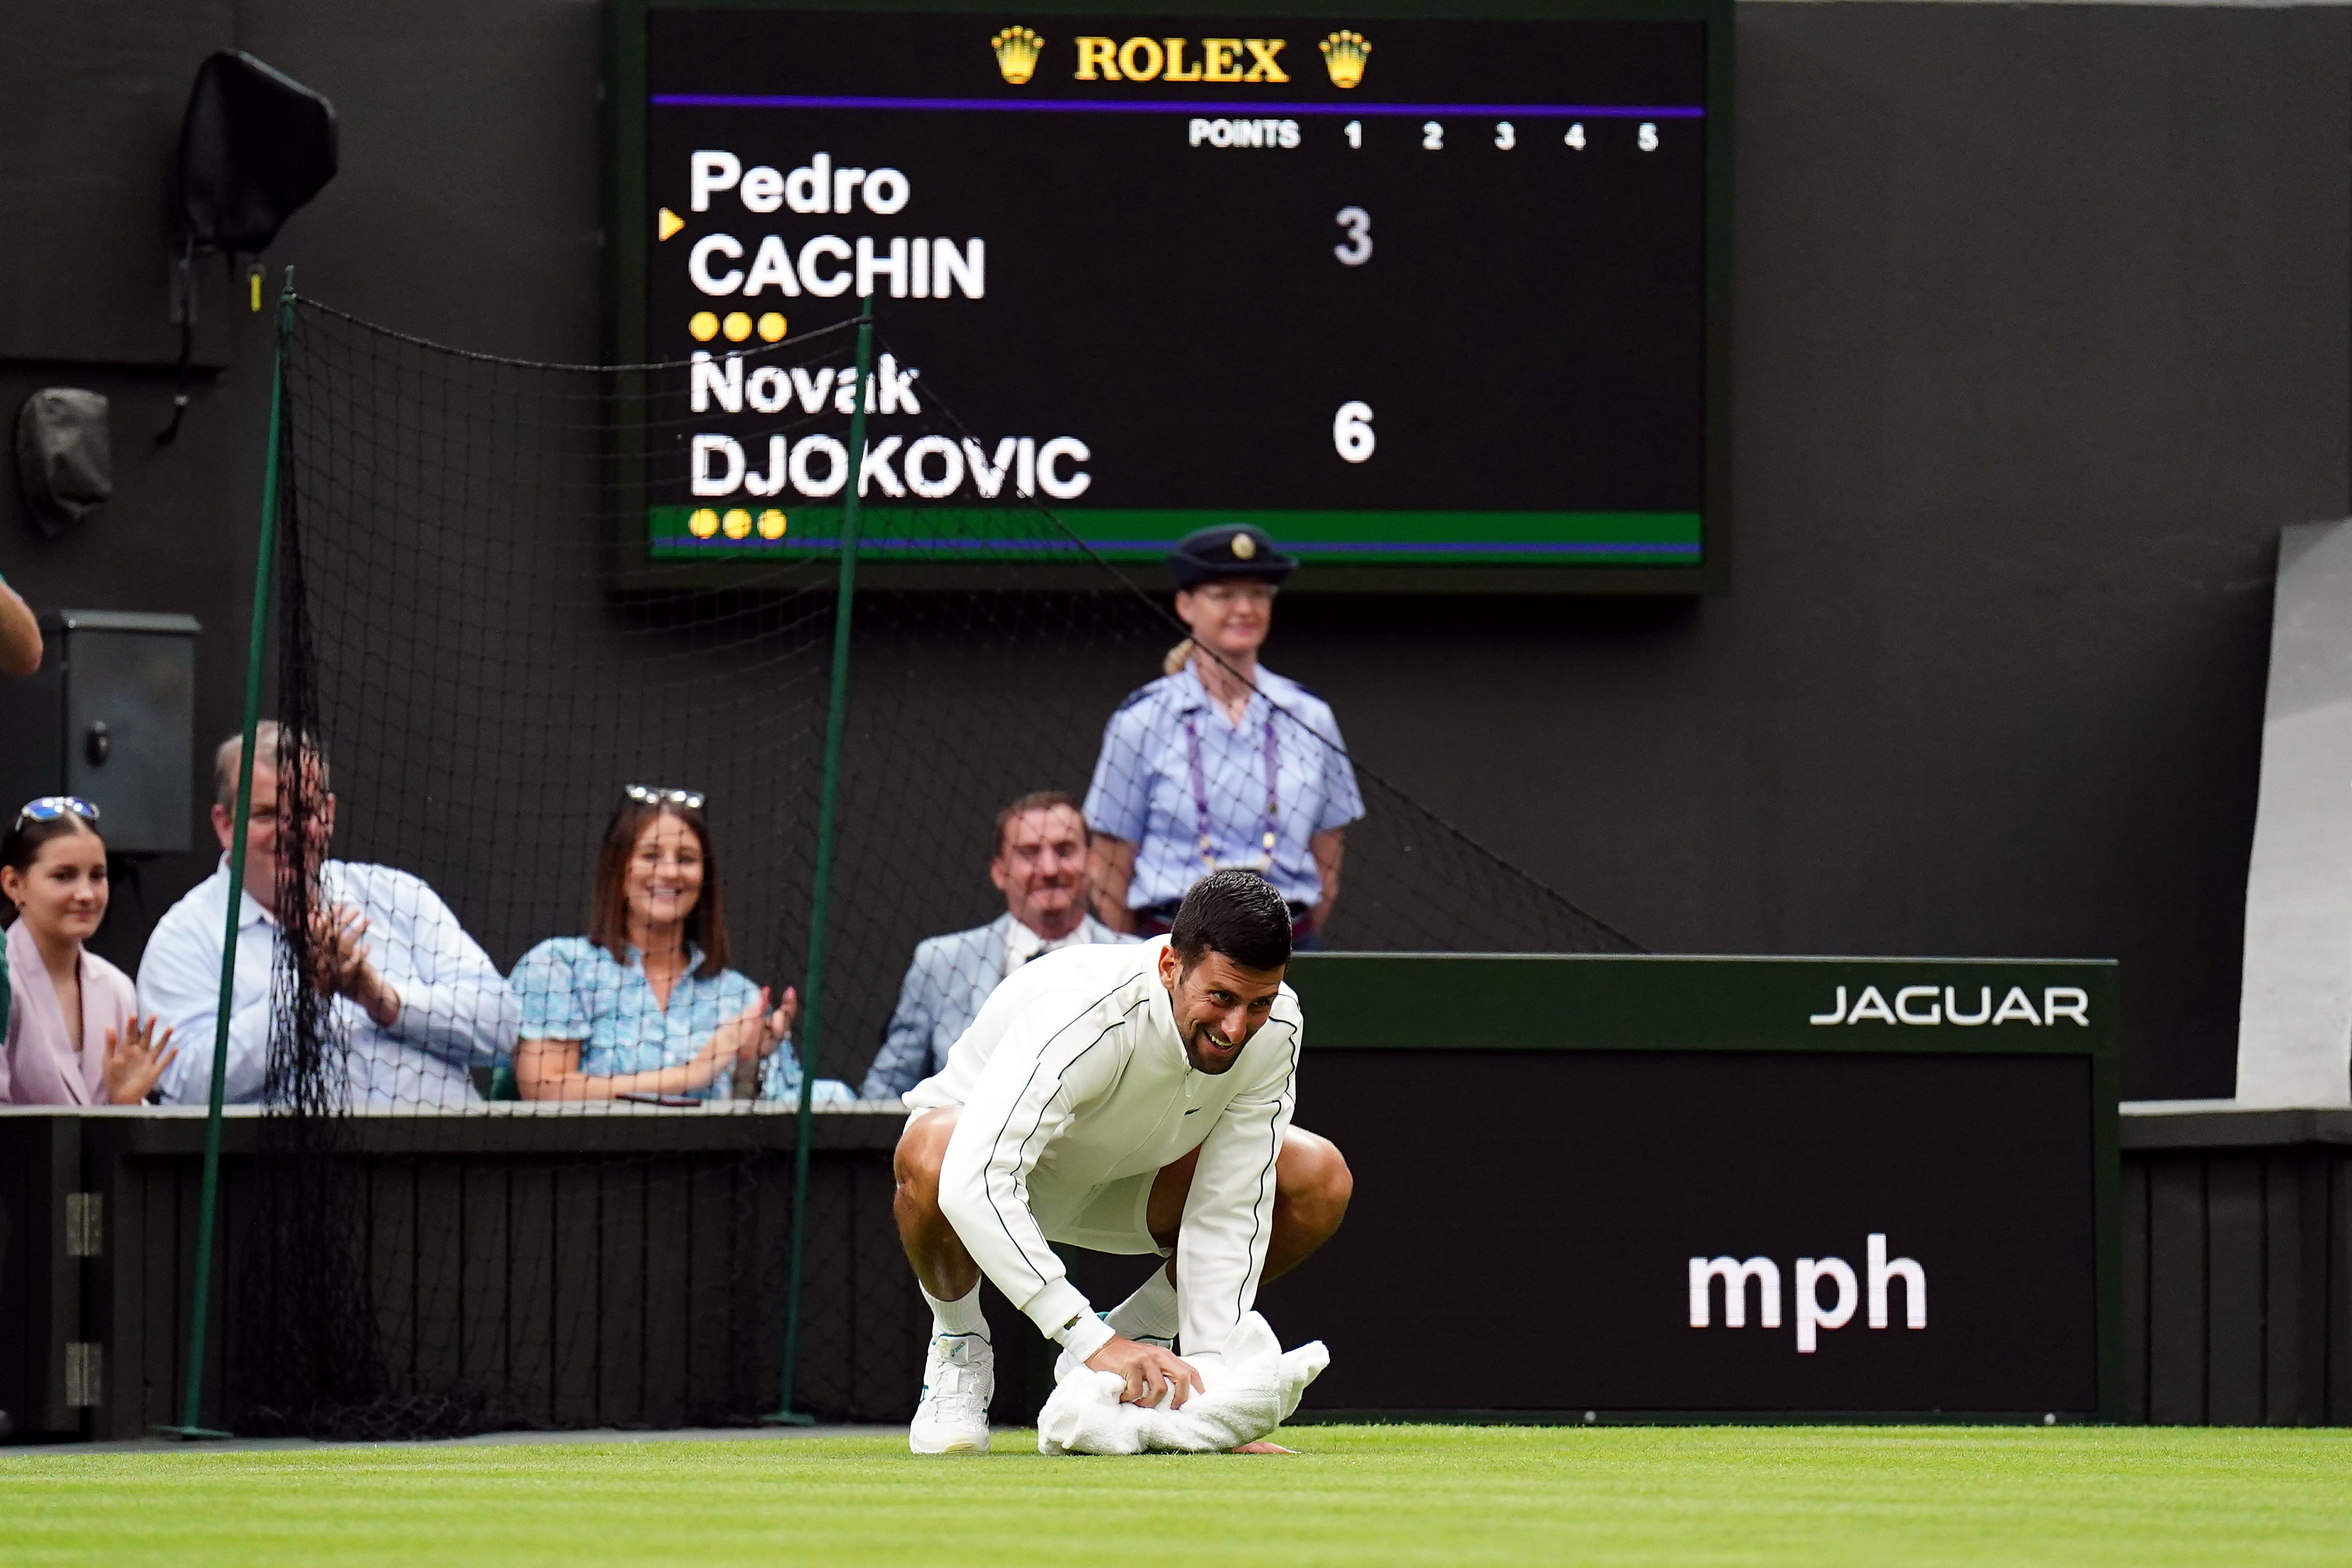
{"left": 508, "top": 787, "right": 841, "bottom": 1102}
{"left": 2, "top": 797, "right": 177, "bottom": 1105}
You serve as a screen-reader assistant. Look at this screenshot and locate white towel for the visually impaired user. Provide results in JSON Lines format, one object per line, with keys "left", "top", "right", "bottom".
{"left": 1036, "top": 1312, "right": 1329, "bottom": 1456}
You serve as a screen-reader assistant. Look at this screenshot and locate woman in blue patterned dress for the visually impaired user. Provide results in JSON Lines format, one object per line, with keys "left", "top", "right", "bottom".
{"left": 510, "top": 787, "right": 835, "bottom": 1102}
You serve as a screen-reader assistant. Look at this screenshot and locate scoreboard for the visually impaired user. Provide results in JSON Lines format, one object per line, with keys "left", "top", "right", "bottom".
{"left": 609, "top": 2, "right": 1732, "bottom": 591}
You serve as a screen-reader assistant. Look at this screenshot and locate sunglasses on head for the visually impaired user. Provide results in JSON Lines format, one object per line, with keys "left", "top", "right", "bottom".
{"left": 626, "top": 784, "right": 705, "bottom": 811}
{"left": 16, "top": 796, "right": 100, "bottom": 829}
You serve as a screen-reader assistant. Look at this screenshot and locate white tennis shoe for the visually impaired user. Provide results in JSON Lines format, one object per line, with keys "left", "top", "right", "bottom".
{"left": 910, "top": 1333, "right": 993, "bottom": 1454}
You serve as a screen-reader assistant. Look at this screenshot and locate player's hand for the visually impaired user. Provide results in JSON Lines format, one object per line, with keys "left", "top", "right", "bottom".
{"left": 1084, "top": 1335, "right": 1204, "bottom": 1408}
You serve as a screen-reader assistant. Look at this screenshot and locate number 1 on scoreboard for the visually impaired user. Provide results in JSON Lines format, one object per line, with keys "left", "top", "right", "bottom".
{"left": 1344, "top": 118, "right": 1361, "bottom": 149}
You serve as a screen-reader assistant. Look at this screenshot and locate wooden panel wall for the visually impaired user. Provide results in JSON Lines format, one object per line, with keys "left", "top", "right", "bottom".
{"left": 2120, "top": 1145, "right": 2350, "bottom": 1424}
{"left": 16, "top": 1110, "right": 2352, "bottom": 1438}
{"left": 45, "top": 1113, "right": 924, "bottom": 1441}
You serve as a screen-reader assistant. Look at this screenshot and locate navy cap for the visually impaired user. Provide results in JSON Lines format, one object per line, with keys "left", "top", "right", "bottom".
{"left": 1168, "top": 524, "right": 1297, "bottom": 588}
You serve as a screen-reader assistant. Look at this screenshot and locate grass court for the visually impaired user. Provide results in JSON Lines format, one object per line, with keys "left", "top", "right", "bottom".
{"left": 7, "top": 1424, "right": 2349, "bottom": 1565}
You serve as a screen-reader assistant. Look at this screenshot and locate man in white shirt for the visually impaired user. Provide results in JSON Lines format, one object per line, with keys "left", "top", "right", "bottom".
{"left": 861, "top": 790, "right": 1128, "bottom": 1102}
{"left": 892, "top": 869, "right": 1353, "bottom": 1453}
{"left": 139, "top": 724, "right": 515, "bottom": 1109}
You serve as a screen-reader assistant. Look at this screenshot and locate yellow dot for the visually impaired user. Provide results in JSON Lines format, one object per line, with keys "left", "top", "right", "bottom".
{"left": 757, "top": 509, "right": 788, "bottom": 539}
{"left": 722, "top": 507, "right": 753, "bottom": 539}
{"left": 722, "top": 311, "right": 753, "bottom": 342}
{"left": 688, "top": 311, "right": 719, "bottom": 342}
{"left": 757, "top": 313, "right": 787, "bottom": 342}
{"left": 687, "top": 508, "right": 720, "bottom": 538}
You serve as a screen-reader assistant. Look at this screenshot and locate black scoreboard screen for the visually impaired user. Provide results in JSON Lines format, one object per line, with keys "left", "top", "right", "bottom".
{"left": 612, "top": 2, "right": 1732, "bottom": 590}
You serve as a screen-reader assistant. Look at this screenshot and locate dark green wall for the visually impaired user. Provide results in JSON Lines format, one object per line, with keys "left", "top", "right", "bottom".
{"left": 2, "top": 2, "right": 2343, "bottom": 1098}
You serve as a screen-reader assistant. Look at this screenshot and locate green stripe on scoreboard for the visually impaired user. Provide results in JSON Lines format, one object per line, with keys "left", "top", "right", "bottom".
{"left": 646, "top": 506, "right": 1704, "bottom": 565}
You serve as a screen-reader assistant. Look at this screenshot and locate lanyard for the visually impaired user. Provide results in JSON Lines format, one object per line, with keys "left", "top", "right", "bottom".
{"left": 1182, "top": 704, "right": 1281, "bottom": 873}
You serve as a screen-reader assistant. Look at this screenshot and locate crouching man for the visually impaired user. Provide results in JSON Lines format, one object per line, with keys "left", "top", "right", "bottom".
{"left": 892, "top": 869, "right": 1353, "bottom": 1453}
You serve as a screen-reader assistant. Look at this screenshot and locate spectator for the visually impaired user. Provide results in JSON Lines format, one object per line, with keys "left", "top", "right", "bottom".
{"left": 1085, "top": 525, "right": 1364, "bottom": 947}
{"left": 0, "top": 574, "right": 38, "bottom": 678}
{"left": 861, "top": 790, "right": 1130, "bottom": 1103}
{"left": 0, "top": 573, "right": 42, "bottom": 1048}
{"left": 510, "top": 787, "right": 852, "bottom": 1104}
{"left": 3, "top": 798, "right": 177, "bottom": 1105}
{"left": 139, "top": 724, "right": 516, "bottom": 1108}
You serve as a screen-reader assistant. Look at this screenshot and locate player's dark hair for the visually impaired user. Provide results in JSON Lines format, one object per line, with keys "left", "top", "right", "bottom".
{"left": 991, "top": 788, "right": 1082, "bottom": 859}
{"left": 590, "top": 796, "right": 728, "bottom": 978}
{"left": 1169, "top": 869, "right": 1292, "bottom": 973}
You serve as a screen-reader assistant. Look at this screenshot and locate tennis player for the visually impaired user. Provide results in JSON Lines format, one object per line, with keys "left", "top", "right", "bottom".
{"left": 892, "top": 868, "right": 1351, "bottom": 1453}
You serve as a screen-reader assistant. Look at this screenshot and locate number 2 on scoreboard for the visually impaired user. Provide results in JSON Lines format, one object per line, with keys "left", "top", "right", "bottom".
{"left": 1422, "top": 121, "right": 1443, "bottom": 151}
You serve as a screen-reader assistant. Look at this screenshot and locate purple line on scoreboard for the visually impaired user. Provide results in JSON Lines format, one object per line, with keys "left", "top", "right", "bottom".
{"left": 654, "top": 537, "right": 1701, "bottom": 556}
{"left": 650, "top": 94, "right": 1706, "bottom": 119}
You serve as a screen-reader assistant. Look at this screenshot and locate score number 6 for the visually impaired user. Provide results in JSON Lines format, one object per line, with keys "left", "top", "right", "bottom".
{"left": 1333, "top": 401, "right": 1375, "bottom": 463}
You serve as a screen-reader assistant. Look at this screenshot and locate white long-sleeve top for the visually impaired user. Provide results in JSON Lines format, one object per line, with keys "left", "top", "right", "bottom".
{"left": 139, "top": 857, "right": 517, "bottom": 1109}
{"left": 906, "top": 936, "right": 1301, "bottom": 1361}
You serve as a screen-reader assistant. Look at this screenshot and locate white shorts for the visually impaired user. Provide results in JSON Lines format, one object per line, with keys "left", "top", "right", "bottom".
{"left": 906, "top": 1106, "right": 1165, "bottom": 1257}
{"left": 1032, "top": 1167, "right": 1164, "bottom": 1257}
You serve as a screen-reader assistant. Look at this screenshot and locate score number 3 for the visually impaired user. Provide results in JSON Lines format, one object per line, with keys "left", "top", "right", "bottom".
{"left": 1333, "top": 207, "right": 1371, "bottom": 266}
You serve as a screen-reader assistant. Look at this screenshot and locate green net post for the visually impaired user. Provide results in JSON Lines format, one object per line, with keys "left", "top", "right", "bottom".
{"left": 159, "top": 271, "right": 295, "bottom": 1439}
{"left": 765, "top": 295, "right": 876, "bottom": 1425}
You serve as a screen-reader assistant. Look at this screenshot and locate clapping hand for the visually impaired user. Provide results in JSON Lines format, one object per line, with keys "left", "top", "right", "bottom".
{"left": 102, "top": 1016, "right": 178, "bottom": 1105}
{"left": 712, "top": 986, "right": 798, "bottom": 1061}
{"left": 701, "top": 985, "right": 801, "bottom": 1092}
{"left": 757, "top": 985, "right": 799, "bottom": 1057}
{"left": 306, "top": 903, "right": 401, "bottom": 1027}
{"left": 306, "top": 903, "right": 372, "bottom": 989}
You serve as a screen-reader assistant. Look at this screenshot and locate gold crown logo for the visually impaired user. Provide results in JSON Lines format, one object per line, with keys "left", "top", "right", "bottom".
{"left": 1319, "top": 30, "right": 1370, "bottom": 90}
{"left": 990, "top": 26, "right": 1045, "bottom": 85}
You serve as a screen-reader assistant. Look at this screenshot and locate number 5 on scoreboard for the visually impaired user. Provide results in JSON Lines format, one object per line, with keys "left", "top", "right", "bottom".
{"left": 1333, "top": 402, "right": 1375, "bottom": 463}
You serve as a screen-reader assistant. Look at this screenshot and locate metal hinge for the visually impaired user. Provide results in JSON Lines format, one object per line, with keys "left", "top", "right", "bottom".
{"left": 66, "top": 1192, "right": 102, "bottom": 1257}
{"left": 65, "top": 1342, "right": 103, "bottom": 1407}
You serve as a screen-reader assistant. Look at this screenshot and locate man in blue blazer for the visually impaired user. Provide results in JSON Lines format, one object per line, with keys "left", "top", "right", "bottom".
{"left": 862, "top": 790, "right": 1131, "bottom": 1101}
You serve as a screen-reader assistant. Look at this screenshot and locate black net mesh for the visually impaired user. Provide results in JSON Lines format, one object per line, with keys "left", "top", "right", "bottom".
{"left": 199, "top": 295, "right": 1637, "bottom": 1439}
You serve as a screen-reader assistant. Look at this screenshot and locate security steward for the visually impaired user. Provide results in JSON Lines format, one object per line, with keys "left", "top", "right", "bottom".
{"left": 1083, "top": 525, "right": 1364, "bottom": 947}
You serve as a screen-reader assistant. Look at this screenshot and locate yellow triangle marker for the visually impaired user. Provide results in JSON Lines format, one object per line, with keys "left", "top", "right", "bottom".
{"left": 657, "top": 208, "right": 684, "bottom": 241}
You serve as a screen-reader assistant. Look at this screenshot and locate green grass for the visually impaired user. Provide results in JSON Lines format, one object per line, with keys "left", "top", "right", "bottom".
{"left": 6, "top": 1425, "right": 2350, "bottom": 1565}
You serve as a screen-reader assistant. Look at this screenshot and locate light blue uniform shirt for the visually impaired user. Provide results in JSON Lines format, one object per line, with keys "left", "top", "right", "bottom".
{"left": 1084, "top": 664, "right": 1365, "bottom": 912}
{"left": 510, "top": 936, "right": 845, "bottom": 1103}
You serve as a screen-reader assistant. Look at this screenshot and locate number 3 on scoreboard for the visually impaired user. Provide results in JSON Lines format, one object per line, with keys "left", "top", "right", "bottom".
{"left": 1333, "top": 208, "right": 1371, "bottom": 267}
{"left": 1333, "top": 402, "right": 1375, "bottom": 463}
